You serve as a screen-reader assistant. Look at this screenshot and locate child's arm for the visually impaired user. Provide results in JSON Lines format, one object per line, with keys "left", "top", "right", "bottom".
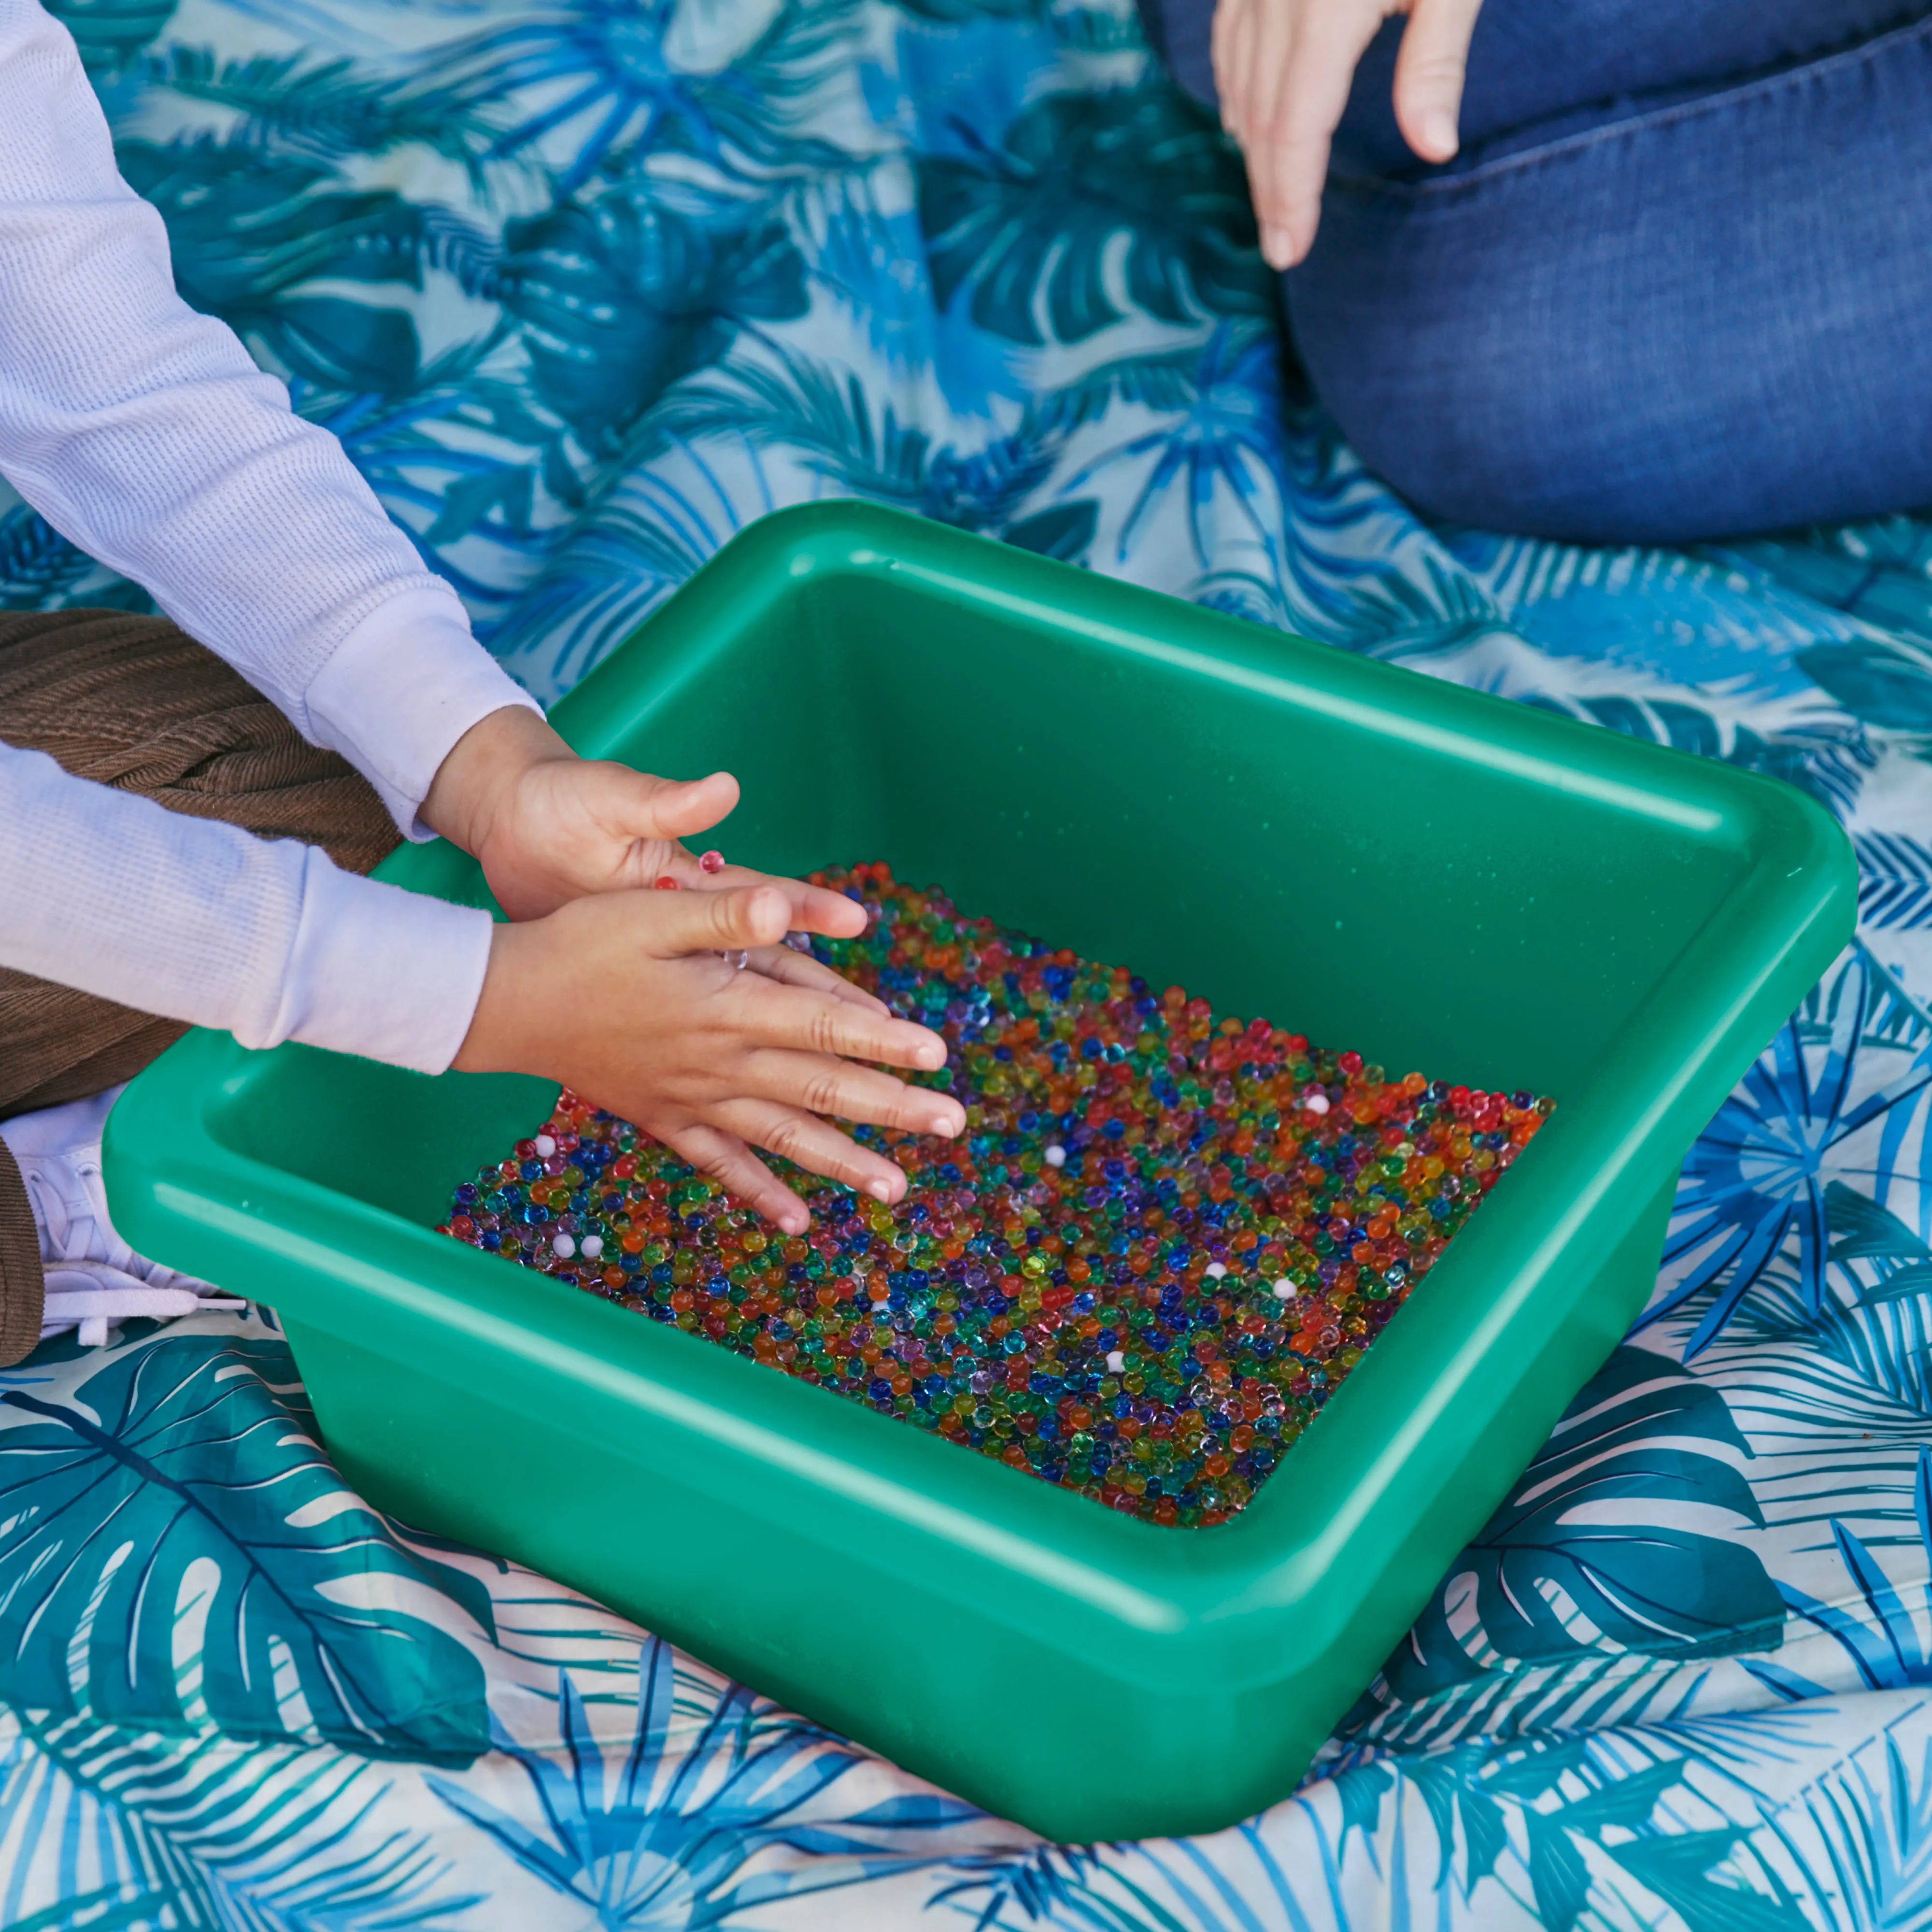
{"left": 0, "top": 739, "right": 957, "bottom": 1221}
{"left": 0, "top": 0, "right": 842, "bottom": 933}
{"left": 0, "top": 0, "right": 536, "bottom": 835}
{"left": 0, "top": 0, "right": 955, "bottom": 1220}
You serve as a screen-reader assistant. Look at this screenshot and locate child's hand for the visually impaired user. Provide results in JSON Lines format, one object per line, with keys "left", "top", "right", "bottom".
{"left": 1215, "top": 0, "right": 1484, "bottom": 269}
{"left": 422, "top": 704, "right": 864, "bottom": 939}
{"left": 452, "top": 881, "right": 964, "bottom": 1233}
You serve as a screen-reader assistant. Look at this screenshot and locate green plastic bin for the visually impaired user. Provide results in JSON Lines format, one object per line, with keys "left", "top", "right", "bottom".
{"left": 105, "top": 502, "right": 1854, "bottom": 1841}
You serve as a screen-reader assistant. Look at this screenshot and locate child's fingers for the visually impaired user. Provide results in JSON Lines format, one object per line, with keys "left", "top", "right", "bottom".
{"left": 745, "top": 1049, "right": 965, "bottom": 1139}
{"left": 610, "top": 768, "right": 740, "bottom": 846}
{"left": 746, "top": 945, "right": 894, "bottom": 1017}
{"left": 648, "top": 881, "right": 797, "bottom": 958}
{"left": 728, "top": 974, "right": 949, "bottom": 1073}
{"left": 690, "top": 864, "right": 866, "bottom": 940}
{"left": 791, "top": 882, "right": 869, "bottom": 938}
{"left": 659, "top": 1121, "right": 808, "bottom": 1233}
{"left": 724, "top": 1102, "right": 911, "bottom": 1206}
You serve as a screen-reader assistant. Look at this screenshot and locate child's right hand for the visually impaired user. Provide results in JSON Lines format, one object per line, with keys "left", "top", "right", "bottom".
{"left": 452, "top": 882, "right": 964, "bottom": 1234}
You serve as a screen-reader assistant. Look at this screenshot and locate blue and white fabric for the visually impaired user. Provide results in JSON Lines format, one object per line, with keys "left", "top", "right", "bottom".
{"left": 6, "top": 0, "right": 1932, "bottom": 1923}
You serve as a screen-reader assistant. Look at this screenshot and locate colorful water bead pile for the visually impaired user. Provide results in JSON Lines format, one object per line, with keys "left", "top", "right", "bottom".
{"left": 437, "top": 863, "right": 1551, "bottom": 1528}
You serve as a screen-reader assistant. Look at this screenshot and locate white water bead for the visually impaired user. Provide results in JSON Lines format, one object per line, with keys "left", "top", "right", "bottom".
{"left": 1272, "top": 1278, "right": 1295, "bottom": 1299}
{"left": 1107, "top": 1350, "right": 1126, "bottom": 1374}
{"left": 1044, "top": 1144, "right": 1066, "bottom": 1167}
{"left": 551, "top": 1232, "right": 576, "bottom": 1259}
{"left": 1303, "top": 1094, "right": 1330, "bottom": 1116}
{"left": 1206, "top": 1261, "right": 1228, "bottom": 1279}
{"left": 534, "top": 1134, "right": 557, "bottom": 1157}
{"left": 580, "top": 1234, "right": 604, "bottom": 1259}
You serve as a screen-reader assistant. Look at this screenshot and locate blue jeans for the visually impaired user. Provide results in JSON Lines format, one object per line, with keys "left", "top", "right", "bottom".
{"left": 1139, "top": 0, "right": 1932, "bottom": 542}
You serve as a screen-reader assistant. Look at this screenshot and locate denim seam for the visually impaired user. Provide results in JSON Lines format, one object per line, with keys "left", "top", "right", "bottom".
{"left": 1328, "top": 8, "right": 1932, "bottom": 199}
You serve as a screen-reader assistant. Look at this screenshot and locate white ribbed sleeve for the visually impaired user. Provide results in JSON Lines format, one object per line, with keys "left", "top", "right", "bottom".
{"left": 2, "top": 744, "right": 494, "bottom": 1071}
{"left": 0, "top": 0, "right": 540, "bottom": 1071}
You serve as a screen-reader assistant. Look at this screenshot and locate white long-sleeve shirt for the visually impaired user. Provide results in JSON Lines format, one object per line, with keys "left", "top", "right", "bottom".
{"left": 0, "top": 0, "right": 538, "bottom": 1073}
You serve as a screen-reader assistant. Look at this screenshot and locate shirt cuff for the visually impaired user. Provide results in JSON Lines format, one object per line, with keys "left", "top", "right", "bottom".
{"left": 301, "top": 586, "right": 545, "bottom": 841}
{"left": 260, "top": 851, "right": 496, "bottom": 1075}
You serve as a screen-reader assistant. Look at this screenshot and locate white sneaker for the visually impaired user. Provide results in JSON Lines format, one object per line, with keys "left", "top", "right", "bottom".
{"left": 2, "top": 1086, "right": 243, "bottom": 1348}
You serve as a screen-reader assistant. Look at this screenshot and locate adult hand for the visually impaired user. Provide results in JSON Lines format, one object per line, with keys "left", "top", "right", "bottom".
{"left": 1214, "top": 0, "right": 1485, "bottom": 269}
{"left": 421, "top": 704, "right": 867, "bottom": 943}
{"left": 453, "top": 882, "right": 966, "bottom": 1232}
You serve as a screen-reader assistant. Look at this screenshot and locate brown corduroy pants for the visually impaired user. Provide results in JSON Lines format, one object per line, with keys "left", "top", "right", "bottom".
{"left": 0, "top": 610, "right": 400, "bottom": 1363}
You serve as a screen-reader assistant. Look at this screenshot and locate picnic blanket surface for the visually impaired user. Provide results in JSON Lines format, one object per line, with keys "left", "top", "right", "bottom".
{"left": 7, "top": 0, "right": 1932, "bottom": 1923}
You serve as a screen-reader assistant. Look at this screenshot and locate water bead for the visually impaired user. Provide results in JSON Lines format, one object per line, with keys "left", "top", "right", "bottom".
{"left": 699, "top": 850, "right": 725, "bottom": 874}
{"left": 438, "top": 862, "right": 1552, "bottom": 1529}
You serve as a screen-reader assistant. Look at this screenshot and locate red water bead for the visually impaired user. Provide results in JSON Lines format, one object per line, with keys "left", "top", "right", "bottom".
{"left": 699, "top": 850, "right": 725, "bottom": 874}
{"left": 655, "top": 876, "right": 680, "bottom": 890}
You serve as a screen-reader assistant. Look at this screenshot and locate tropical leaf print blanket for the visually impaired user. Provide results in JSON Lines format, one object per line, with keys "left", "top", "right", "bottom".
{"left": 6, "top": 0, "right": 1932, "bottom": 1923}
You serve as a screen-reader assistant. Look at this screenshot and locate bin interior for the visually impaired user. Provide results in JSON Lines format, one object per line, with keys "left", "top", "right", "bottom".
{"left": 214, "top": 553, "right": 1746, "bottom": 1230}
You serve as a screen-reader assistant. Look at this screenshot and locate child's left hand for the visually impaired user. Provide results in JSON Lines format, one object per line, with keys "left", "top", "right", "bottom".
{"left": 421, "top": 704, "right": 867, "bottom": 940}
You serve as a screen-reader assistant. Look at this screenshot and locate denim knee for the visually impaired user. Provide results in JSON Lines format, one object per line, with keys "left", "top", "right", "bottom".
{"left": 1284, "top": 14, "right": 1932, "bottom": 544}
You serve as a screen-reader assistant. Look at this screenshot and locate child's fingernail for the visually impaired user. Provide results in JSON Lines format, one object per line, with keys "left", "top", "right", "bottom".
{"left": 1262, "top": 225, "right": 1294, "bottom": 270}
{"left": 918, "top": 1043, "right": 946, "bottom": 1069}
{"left": 869, "top": 1178, "right": 895, "bottom": 1203}
{"left": 1421, "top": 110, "right": 1458, "bottom": 158}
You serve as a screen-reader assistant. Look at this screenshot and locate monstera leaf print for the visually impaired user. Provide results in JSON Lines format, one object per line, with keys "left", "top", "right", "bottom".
{"left": 1387, "top": 1346, "right": 1783, "bottom": 1698}
{"left": 499, "top": 184, "right": 807, "bottom": 454}
{"left": 44, "top": 0, "right": 177, "bottom": 69}
{"left": 1799, "top": 638, "right": 1932, "bottom": 736}
{"left": 427, "top": 1639, "right": 974, "bottom": 1923}
{"left": 0, "top": 1335, "right": 490, "bottom": 1763}
{"left": 114, "top": 136, "right": 456, "bottom": 393}
{"left": 916, "top": 83, "right": 1270, "bottom": 345}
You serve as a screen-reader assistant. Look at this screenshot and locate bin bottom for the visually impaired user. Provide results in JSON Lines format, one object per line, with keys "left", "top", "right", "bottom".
{"left": 278, "top": 1180, "right": 1675, "bottom": 1840}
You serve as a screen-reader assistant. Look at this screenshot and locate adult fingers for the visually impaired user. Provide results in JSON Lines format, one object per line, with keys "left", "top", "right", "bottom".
{"left": 1235, "top": 0, "right": 1297, "bottom": 172}
{"left": 721, "top": 1101, "right": 912, "bottom": 1205}
{"left": 1213, "top": 0, "right": 1253, "bottom": 139}
{"left": 659, "top": 1121, "right": 809, "bottom": 1233}
{"left": 744, "top": 1047, "right": 965, "bottom": 1138}
{"left": 746, "top": 944, "right": 894, "bottom": 1017}
{"left": 727, "top": 973, "right": 950, "bottom": 1073}
{"left": 1254, "top": 0, "right": 1392, "bottom": 268}
{"left": 1392, "top": 0, "right": 1483, "bottom": 161}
